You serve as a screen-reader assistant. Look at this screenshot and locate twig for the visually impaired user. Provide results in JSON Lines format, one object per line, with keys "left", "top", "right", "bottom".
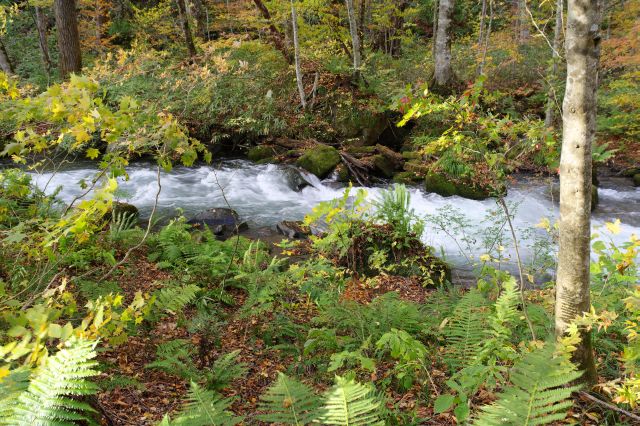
{"left": 62, "top": 166, "right": 110, "bottom": 216}
{"left": 497, "top": 197, "right": 537, "bottom": 341}
{"left": 578, "top": 391, "right": 640, "bottom": 422}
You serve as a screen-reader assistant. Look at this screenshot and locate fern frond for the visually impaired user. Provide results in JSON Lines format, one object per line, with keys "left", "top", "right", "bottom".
{"left": 317, "top": 376, "right": 384, "bottom": 426}
{"left": 7, "top": 339, "right": 99, "bottom": 425}
{"left": 445, "top": 289, "right": 488, "bottom": 370}
{"left": 154, "top": 284, "right": 201, "bottom": 315}
{"left": 164, "top": 381, "right": 241, "bottom": 426}
{"left": 473, "top": 344, "right": 582, "bottom": 426}
{"left": 0, "top": 368, "right": 30, "bottom": 422}
{"left": 257, "top": 372, "right": 322, "bottom": 425}
{"left": 205, "top": 350, "right": 247, "bottom": 391}
{"left": 478, "top": 277, "right": 521, "bottom": 363}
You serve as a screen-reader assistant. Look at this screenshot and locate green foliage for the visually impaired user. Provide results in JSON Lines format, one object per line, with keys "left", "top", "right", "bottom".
{"left": 473, "top": 344, "right": 582, "bottom": 425}
{"left": 153, "top": 283, "right": 201, "bottom": 316}
{"left": 205, "top": 350, "right": 247, "bottom": 392}
{"left": 444, "top": 289, "right": 488, "bottom": 370}
{"left": 373, "top": 184, "right": 424, "bottom": 241}
{"left": 376, "top": 328, "right": 430, "bottom": 390}
{"left": 160, "top": 381, "right": 241, "bottom": 426}
{"left": 318, "top": 376, "right": 384, "bottom": 425}
{"left": 257, "top": 372, "right": 322, "bottom": 425}
{"left": 1, "top": 339, "right": 99, "bottom": 425}
{"left": 146, "top": 339, "right": 197, "bottom": 380}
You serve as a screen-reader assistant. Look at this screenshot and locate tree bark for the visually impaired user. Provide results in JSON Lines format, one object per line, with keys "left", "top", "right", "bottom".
{"left": 176, "top": 0, "right": 197, "bottom": 57}
{"left": 516, "top": 0, "right": 530, "bottom": 43}
{"left": 290, "top": 0, "right": 306, "bottom": 109}
{"left": 54, "top": 0, "right": 82, "bottom": 79}
{"left": 0, "top": 38, "right": 14, "bottom": 75}
{"left": 35, "top": 7, "right": 53, "bottom": 74}
{"left": 544, "top": 0, "right": 564, "bottom": 128}
{"left": 555, "top": 0, "right": 601, "bottom": 384}
{"left": 433, "top": 0, "right": 455, "bottom": 88}
{"left": 345, "top": 0, "right": 362, "bottom": 76}
{"left": 478, "top": 0, "right": 487, "bottom": 45}
{"left": 252, "top": 0, "right": 292, "bottom": 64}
{"left": 432, "top": 0, "right": 438, "bottom": 56}
{"left": 189, "top": 0, "right": 207, "bottom": 40}
{"left": 477, "top": 0, "right": 494, "bottom": 76}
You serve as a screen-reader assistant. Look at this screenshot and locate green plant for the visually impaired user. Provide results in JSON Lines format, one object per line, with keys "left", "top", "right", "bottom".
{"left": 0, "top": 339, "right": 99, "bottom": 425}
{"left": 160, "top": 381, "right": 242, "bottom": 426}
{"left": 472, "top": 344, "right": 582, "bottom": 425}
{"left": 257, "top": 372, "right": 322, "bottom": 425}
{"left": 318, "top": 375, "right": 384, "bottom": 425}
{"left": 373, "top": 184, "right": 424, "bottom": 240}
{"left": 146, "top": 339, "right": 198, "bottom": 380}
{"left": 205, "top": 350, "right": 247, "bottom": 392}
{"left": 444, "top": 289, "right": 488, "bottom": 370}
{"left": 153, "top": 283, "right": 201, "bottom": 316}
{"left": 376, "top": 328, "right": 430, "bottom": 391}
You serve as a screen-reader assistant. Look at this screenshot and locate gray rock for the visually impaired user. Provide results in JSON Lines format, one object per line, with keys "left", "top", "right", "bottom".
{"left": 188, "top": 208, "right": 248, "bottom": 238}
{"left": 282, "top": 167, "right": 314, "bottom": 191}
{"left": 276, "top": 220, "right": 311, "bottom": 239}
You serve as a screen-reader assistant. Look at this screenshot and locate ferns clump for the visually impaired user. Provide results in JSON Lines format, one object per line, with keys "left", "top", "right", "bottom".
{"left": 473, "top": 344, "right": 582, "bottom": 426}
{"left": 1, "top": 339, "right": 99, "bottom": 425}
{"left": 258, "top": 374, "right": 383, "bottom": 426}
{"left": 154, "top": 283, "right": 201, "bottom": 315}
{"left": 160, "top": 381, "right": 242, "bottom": 426}
{"left": 444, "top": 289, "right": 488, "bottom": 370}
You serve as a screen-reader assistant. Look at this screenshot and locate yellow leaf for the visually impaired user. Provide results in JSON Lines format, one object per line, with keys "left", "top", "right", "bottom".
{"left": 86, "top": 148, "right": 100, "bottom": 160}
{"left": 605, "top": 219, "right": 621, "bottom": 235}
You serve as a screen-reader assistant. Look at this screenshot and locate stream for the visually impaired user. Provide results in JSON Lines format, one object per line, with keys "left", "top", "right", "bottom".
{"left": 30, "top": 160, "right": 640, "bottom": 281}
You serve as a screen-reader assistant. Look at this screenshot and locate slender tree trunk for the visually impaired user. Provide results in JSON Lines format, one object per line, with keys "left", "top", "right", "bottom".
{"left": 432, "top": 0, "right": 439, "bottom": 56}
{"left": 516, "top": 0, "right": 530, "bottom": 43}
{"left": 477, "top": 0, "right": 494, "bottom": 76}
{"left": 358, "top": 0, "right": 367, "bottom": 58}
{"left": 34, "top": 7, "right": 53, "bottom": 74}
{"left": 545, "top": 0, "right": 564, "bottom": 128}
{"left": 54, "top": 0, "right": 82, "bottom": 79}
{"left": 176, "top": 0, "right": 197, "bottom": 57}
{"left": 190, "top": 0, "right": 207, "bottom": 40}
{"left": 555, "top": 0, "right": 601, "bottom": 384}
{"left": 478, "top": 0, "right": 487, "bottom": 45}
{"left": 345, "top": 0, "right": 362, "bottom": 76}
{"left": 433, "top": 0, "right": 454, "bottom": 88}
{"left": 0, "top": 38, "right": 13, "bottom": 75}
{"left": 252, "top": 0, "right": 292, "bottom": 64}
{"left": 290, "top": 0, "right": 306, "bottom": 110}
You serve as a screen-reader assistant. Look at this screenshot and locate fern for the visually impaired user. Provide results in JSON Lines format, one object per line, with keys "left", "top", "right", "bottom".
{"left": 160, "top": 381, "right": 241, "bottom": 426}
{"left": 0, "top": 368, "right": 30, "bottom": 422}
{"left": 154, "top": 283, "right": 201, "bottom": 315}
{"left": 109, "top": 210, "right": 137, "bottom": 241}
{"left": 5, "top": 339, "right": 99, "bottom": 425}
{"left": 257, "top": 372, "right": 322, "bottom": 425}
{"left": 205, "top": 350, "right": 247, "bottom": 391}
{"left": 146, "top": 339, "right": 198, "bottom": 380}
{"left": 444, "top": 289, "right": 488, "bottom": 370}
{"left": 473, "top": 344, "right": 582, "bottom": 426}
{"left": 317, "top": 376, "right": 384, "bottom": 425}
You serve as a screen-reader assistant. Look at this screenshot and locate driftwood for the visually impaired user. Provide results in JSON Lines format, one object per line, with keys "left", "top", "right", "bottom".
{"left": 340, "top": 152, "right": 370, "bottom": 186}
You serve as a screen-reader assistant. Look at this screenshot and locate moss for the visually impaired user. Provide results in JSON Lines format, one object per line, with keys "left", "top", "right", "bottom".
{"left": 457, "top": 184, "right": 490, "bottom": 201}
{"left": 109, "top": 202, "right": 139, "bottom": 221}
{"left": 248, "top": 145, "right": 274, "bottom": 162}
{"left": 372, "top": 154, "right": 395, "bottom": 177}
{"left": 392, "top": 171, "right": 420, "bottom": 184}
{"left": 424, "top": 173, "right": 457, "bottom": 197}
{"left": 403, "top": 161, "right": 430, "bottom": 175}
{"left": 256, "top": 157, "right": 275, "bottom": 164}
{"left": 345, "top": 145, "right": 376, "bottom": 154}
{"left": 633, "top": 174, "right": 640, "bottom": 187}
{"left": 296, "top": 145, "right": 341, "bottom": 178}
{"left": 335, "top": 164, "right": 350, "bottom": 182}
{"left": 401, "top": 151, "right": 421, "bottom": 160}
{"left": 591, "top": 186, "right": 599, "bottom": 211}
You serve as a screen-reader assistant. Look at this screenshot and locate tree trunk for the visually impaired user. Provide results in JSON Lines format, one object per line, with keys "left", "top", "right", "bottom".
{"left": 290, "top": 0, "right": 306, "bottom": 109}
{"left": 544, "top": 0, "right": 564, "bottom": 128}
{"left": 190, "top": 0, "right": 207, "bottom": 40}
{"left": 478, "top": 0, "right": 487, "bottom": 45}
{"left": 0, "top": 38, "right": 14, "bottom": 75}
{"left": 477, "top": 0, "right": 494, "bottom": 76}
{"left": 516, "top": 0, "right": 530, "bottom": 43}
{"left": 433, "top": 0, "right": 454, "bottom": 88}
{"left": 54, "top": 0, "right": 82, "bottom": 79}
{"left": 555, "top": 0, "right": 601, "bottom": 385}
{"left": 35, "top": 7, "right": 53, "bottom": 74}
{"left": 345, "top": 0, "right": 362, "bottom": 76}
{"left": 432, "top": 0, "right": 438, "bottom": 56}
{"left": 176, "top": 0, "right": 197, "bottom": 57}
{"left": 252, "top": 0, "right": 292, "bottom": 64}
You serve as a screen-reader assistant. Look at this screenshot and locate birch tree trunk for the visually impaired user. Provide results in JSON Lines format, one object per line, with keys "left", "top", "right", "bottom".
{"left": 345, "top": 0, "right": 361, "bottom": 76}
{"left": 544, "top": 0, "right": 564, "bottom": 128}
{"left": 478, "top": 0, "right": 487, "bottom": 46}
{"left": 0, "top": 38, "right": 13, "bottom": 75}
{"left": 433, "top": 0, "right": 454, "bottom": 88}
{"left": 252, "top": 0, "right": 292, "bottom": 64}
{"left": 54, "top": 0, "right": 82, "bottom": 79}
{"left": 432, "top": 0, "right": 438, "bottom": 56}
{"left": 290, "top": 0, "right": 306, "bottom": 109}
{"left": 555, "top": 0, "right": 601, "bottom": 384}
{"left": 516, "top": 0, "right": 530, "bottom": 43}
{"left": 477, "top": 0, "right": 493, "bottom": 76}
{"left": 35, "top": 7, "right": 53, "bottom": 74}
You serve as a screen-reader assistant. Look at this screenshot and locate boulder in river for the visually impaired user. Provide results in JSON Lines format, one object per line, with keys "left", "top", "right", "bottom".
{"left": 296, "top": 145, "right": 341, "bottom": 178}
{"left": 276, "top": 220, "right": 312, "bottom": 239}
{"left": 108, "top": 202, "right": 139, "bottom": 221}
{"left": 634, "top": 174, "right": 640, "bottom": 187}
{"left": 248, "top": 145, "right": 275, "bottom": 162}
{"left": 282, "top": 167, "right": 313, "bottom": 191}
{"left": 424, "top": 172, "right": 490, "bottom": 200}
{"left": 188, "top": 208, "right": 248, "bottom": 238}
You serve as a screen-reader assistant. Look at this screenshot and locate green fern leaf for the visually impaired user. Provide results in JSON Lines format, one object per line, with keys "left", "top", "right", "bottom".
{"left": 445, "top": 289, "right": 488, "bottom": 370}
{"left": 473, "top": 344, "right": 582, "bottom": 426}
{"left": 163, "top": 381, "right": 241, "bottom": 426}
{"left": 317, "top": 376, "right": 384, "bottom": 426}
{"left": 7, "top": 339, "right": 99, "bottom": 425}
{"left": 257, "top": 372, "right": 322, "bottom": 425}
{"left": 154, "top": 284, "right": 200, "bottom": 315}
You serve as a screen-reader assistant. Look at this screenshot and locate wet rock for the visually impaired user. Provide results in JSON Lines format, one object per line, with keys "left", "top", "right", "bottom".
{"left": 372, "top": 154, "right": 396, "bottom": 177}
{"left": 392, "top": 171, "right": 421, "bottom": 184}
{"left": 592, "top": 186, "right": 599, "bottom": 210}
{"left": 110, "top": 202, "right": 139, "bottom": 220}
{"left": 282, "top": 167, "right": 313, "bottom": 191}
{"left": 634, "top": 174, "right": 640, "bottom": 187}
{"left": 424, "top": 173, "right": 490, "bottom": 200}
{"left": 276, "top": 221, "right": 311, "bottom": 239}
{"left": 188, "top": 208, "right": 248, "bottom": 238}
{"left": 296, "top": 145, "right": 341, "bottom": 178}
{"left": 334, "top": 164, "right": 350, "bottom": 182}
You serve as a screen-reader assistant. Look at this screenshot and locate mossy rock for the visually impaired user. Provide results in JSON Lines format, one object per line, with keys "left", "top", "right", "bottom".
{"left": 296, "top": 145, "right": 341, "bottom": 178}
{"left": 248, "top": 145, "right": 275, "bottom": 162}
{"left": 591, "top": 186, "right": 599, "bottom": 211}
{"left": 621, "top": 167, "right": 640, "bottom": 177}
{"left": 404, "top": 161, "right": 430, "bottom": 175}
{"left": 256, "top": 157, "right": 275, "bottom": 164}
{"left": 402, "top": 151, "right": 421, "bottom": 160}
{"left": 633, "top": 174, "right": 640, "bottom": 187}
{"left": 108, "top": 202, "right": 139, "bottom": 221}
{"left": 372, "top": 154, "right": 396, "bottom": 177}
{"left": 424, "top": 173, "right": 457, "bottom": 197}
{"left": 457, "top": 183, "right": 490, "bottom": 201}
{"left": 335, "top": 164, "right": 350, "bottom": 182}
{"left": 346, "top": 145, "right": 377, "bottom": 155}
{"left": 392, "top": 171, "right": 421, "bottom": 184}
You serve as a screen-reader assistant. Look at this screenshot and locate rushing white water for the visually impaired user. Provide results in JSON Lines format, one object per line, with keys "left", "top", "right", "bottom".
{"left": 30, "top": 160, "right": 640, "bottom": 276}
